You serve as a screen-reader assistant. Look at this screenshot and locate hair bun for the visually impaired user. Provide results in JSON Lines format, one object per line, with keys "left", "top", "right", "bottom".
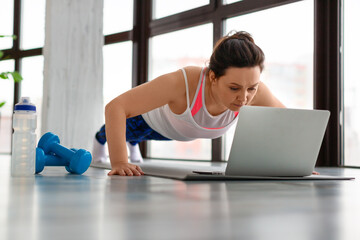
{"left": 208, "top": 30, "right": 264, "bottom": 77}
{"left": 228, "top": 31, "right": 255, "bottom": 43}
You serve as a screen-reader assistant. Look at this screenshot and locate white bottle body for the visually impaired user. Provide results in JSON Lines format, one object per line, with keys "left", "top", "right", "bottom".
{"left": 11, "top": 111, "right": 37, "bottom": 177}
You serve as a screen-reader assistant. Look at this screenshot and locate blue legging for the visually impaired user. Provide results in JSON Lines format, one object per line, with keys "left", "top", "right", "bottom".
{"left": 96, "top": 115, "right": 171, "bottom": 146}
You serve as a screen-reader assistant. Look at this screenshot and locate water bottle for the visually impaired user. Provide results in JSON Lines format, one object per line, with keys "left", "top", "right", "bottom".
{"left": 11, "top": 97, "right": 37, "bottom": 177}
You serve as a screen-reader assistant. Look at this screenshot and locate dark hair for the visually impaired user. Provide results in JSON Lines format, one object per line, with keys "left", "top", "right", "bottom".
{"left": 208, "top": 31, "right": 265, "bottom": 78}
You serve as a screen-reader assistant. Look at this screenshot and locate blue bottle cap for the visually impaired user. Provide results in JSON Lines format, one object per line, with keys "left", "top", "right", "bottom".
{"left": 14, "top": 97, "right": 36, "bottom": 112}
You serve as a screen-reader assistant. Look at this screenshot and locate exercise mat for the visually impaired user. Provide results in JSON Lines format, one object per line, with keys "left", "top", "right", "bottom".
{"left": 91, "top": 160, "right": 355, "bottom": 181}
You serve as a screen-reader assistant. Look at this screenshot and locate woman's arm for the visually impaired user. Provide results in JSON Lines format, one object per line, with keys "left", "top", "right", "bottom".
{"left": 250, "top": 82, "right": 286, "bottom": 108}
{"left": 105, "top": 70, "right": 185, "bottom": 176}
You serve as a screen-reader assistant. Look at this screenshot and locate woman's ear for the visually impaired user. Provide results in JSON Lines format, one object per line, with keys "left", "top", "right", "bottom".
{"left": 209, "top": 70, "right": 217, "bottom": 84}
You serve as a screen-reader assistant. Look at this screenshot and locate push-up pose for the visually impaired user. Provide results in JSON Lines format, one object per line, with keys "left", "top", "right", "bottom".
{"left": 92, "top": 31, "right": 285, "bottom": 176}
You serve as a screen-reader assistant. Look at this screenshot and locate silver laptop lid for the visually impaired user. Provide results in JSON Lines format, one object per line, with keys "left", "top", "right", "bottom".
{"left": 225, "top": 106, "right": 330, "bottom": 177}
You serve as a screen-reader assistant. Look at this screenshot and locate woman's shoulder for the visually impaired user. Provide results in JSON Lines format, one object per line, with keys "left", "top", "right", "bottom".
{"left": 182, "top": 66, "right": 203, "bottom": 75}
{"left": 181, "top": 66, "right": 204, "bottom": 86}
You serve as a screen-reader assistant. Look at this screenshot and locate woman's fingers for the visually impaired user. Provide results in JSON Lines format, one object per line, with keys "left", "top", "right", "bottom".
{"left": 108, "top": 169, "right": 125, "bottom": 176}
{"left": 124, "top": 168, "right": 133, "bottom": 176}
{"left": 107, "top": 170, "right": 116, "bottom": 176}
{"left": 124, "top": 168, "right": 143, "bottom": 176}
{"left": 107, "top": 164, "right": 144, "bottom": 176}
{"left": 117, "top": 169, "right": 126, "bottom": 176}
{"left": 135, "top": 165, "right": 145, "bottom": 175}
{"left": 129, "top": 166, "right": 142, "bottom": 176}
{"left": 118, "top": 169, "right": 126, "bottom": 176}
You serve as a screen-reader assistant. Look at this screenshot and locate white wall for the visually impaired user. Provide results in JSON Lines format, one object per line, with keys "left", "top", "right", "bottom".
{"left": 42, "top": 0, "right": 104, "bottom": 150}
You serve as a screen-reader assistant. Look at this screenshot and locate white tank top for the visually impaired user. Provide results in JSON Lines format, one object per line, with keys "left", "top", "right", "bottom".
{"left": 141, "top": 67, "right": 239, "bottom": 141}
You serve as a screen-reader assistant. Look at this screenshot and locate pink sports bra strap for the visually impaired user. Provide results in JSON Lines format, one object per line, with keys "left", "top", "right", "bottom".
{"left": 191, "top": 69, "right": 206, "bottom": 116}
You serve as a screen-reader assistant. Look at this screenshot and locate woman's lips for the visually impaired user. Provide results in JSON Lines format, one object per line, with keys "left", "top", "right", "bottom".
{"left": 233, "top": 103, "right": 243, "bottom": 108}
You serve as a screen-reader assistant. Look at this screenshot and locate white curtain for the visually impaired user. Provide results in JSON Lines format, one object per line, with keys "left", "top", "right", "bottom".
{"left": 42, "top": 0, "right": 104, "bottom": 150}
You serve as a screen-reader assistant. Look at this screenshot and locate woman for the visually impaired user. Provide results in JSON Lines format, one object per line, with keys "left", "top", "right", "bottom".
{"left": 92, "top": 31, "right": 285, "bottom": 176}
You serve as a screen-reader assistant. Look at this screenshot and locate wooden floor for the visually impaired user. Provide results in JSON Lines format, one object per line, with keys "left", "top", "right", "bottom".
{"left": 1, "top": 154, "right": 360, "bottom": 240}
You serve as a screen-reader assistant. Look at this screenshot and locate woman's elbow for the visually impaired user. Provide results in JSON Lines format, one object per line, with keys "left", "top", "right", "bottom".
{"left": 105, "top": 100, "right": 119, "bottom": 117}
{"left": 105, "top": 101, "right": 114, "bottom": 116}
{"left": 105, "top": 100, "right": 127, "bottom": 119}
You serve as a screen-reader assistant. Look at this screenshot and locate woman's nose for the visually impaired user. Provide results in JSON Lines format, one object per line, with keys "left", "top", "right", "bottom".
{"left": 237, "top": 91, "right": 247, "bottom": 103}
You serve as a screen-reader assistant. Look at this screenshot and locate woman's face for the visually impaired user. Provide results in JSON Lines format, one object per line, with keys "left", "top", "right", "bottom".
{"left": 209, "top": 66, "right": 261, "bottom": 111}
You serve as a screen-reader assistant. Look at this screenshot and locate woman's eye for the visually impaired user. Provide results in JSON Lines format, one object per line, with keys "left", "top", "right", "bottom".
{"left": 230, "top": 87, "right": 239, "bottom": 91}
{"left": 248, "top": 88, "right": 257, "bottom": 91}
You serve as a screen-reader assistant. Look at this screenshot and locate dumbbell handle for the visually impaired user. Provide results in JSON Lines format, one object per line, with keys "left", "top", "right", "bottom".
{"left": 44, "top": 154, "right": 69, "bottom": 166}
{"left": 49, "top": 142, "right": 75, "bottom": 160}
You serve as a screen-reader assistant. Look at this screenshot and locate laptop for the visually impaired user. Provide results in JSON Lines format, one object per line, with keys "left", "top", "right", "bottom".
{"left": 193, "top": 106, "right": 330, "bottom": 177}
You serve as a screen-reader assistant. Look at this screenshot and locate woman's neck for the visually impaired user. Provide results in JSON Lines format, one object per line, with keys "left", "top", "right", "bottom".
{"left": 204, "top": 74, "right": 227, "bottom": 116}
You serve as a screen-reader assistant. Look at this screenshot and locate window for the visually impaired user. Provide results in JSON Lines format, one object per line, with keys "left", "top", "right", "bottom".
{"left": 0, "top": 1, "right": 45, "bottom": 153}
{"left": 223, "top": 0, "right": 243, "bottom": 4}
{"left": 149, "top": 24, "right": 213, "bottom": 79}
{"left": 103, "top": 42, "right": 133, "bottom": 110}
{"left": 103, "top": 0, "right": 133, "bottom": 35}
{"left": 343, "top": 0, "right": 360, "bottom": 166}
{"left": 152, "top": 0, "right": 209, "bottom": 19}
{"left": 0, "top": 60, "right": 15, "bottom": 153}
{"left": 21, "top": 0, "right": 46, "bottom": 50}
{"left": 148, "top": 24, "right": 213, "bottom": 160}
{"left": 21, "top": 56, "right": 44, "bottom": 142}
{"left": 0, "top": 1, "right": 14, "bottom": 49}
{"left": 223, "top": 0, "right": 314, "bottom": 160}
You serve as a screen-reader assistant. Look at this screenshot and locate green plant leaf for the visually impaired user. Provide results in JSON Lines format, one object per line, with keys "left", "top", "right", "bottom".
{"left": 0, "top": 101, "right": 5, "bottom": 108}
{"left": 10, "top": 71, "right": 23, "bottom": 82}
{"left": 0, "top": 72, "right": 9, "bottom": 79}
{"left": 0, "top": 35, "right": 16, "bottom": 39}
{"left": 0, "top": 50, "right": 3, "bottom": 59}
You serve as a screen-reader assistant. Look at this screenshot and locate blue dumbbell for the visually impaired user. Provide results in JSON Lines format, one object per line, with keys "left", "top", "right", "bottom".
{"left": 37, "top": 132, "right": 92, "bottom": 175}
{"left": 36, "top": 148, "right": 74, "bottom": 174}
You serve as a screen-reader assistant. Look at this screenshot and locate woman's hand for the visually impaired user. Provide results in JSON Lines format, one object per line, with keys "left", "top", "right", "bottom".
{"left": 312, "top": 171, "right": 320, "bottom": 175}
{"left": 108, "top": 163, "right": 145, "bottom": 176}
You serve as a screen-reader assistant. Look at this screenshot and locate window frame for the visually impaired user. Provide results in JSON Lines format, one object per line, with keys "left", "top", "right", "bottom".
{"left": 2, "top": 0, "right": 342, "bottom": 166}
